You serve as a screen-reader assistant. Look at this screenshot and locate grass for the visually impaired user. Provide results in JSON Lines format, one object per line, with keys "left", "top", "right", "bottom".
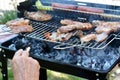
{"left": 47, "top": 70, "right": 83, "bottom": 80}
{"left": 0, "top": 68, "right": 84, "bottom": 80}
{"left": 0, "top": 68, "right": 13, "bottom": 80}
{"left": 0, "top": 10, "right": 17, "bottom": 24}
{"left": 0, "top": 60, "right": 84, "bottom": 80}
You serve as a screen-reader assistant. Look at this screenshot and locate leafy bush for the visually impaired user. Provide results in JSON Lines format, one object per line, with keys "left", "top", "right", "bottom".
{"left": 0, "top": 10, "right": 17, "bottom": 24}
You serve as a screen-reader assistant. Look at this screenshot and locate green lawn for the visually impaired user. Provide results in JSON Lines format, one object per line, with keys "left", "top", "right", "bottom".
{"left": 0, "top": 68, "right": 84, "bottom": 80}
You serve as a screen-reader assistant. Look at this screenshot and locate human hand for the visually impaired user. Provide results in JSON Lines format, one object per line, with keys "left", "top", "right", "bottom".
{"left": 12, "top": 47, "right": 40, "bottom": 80}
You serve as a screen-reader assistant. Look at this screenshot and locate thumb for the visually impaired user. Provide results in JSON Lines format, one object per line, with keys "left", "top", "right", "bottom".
{"left": 21, "top": 47, "right": 30, "bottom": 57}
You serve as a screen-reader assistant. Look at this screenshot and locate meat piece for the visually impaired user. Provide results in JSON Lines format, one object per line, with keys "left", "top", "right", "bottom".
{"left": 60, "top": 19, "right": 75, "bottom": 25}
{"left": 77, "top": 6, "right": 104, "bottom": 13}
{"left": 45, "top": 32, "right": 56, "bottom": 41}
{"left": 6, "top": 18, "right": 34, "bottom": 33}
{"left": 92, "top": 20, "right": 120, "bottom": 27}
{"left": 95, "top": 33, "right": 108, "bottom": 42}
{"left": 58, "top": 25, "right": 76, "bottom": 33}
{"left": 61, "top": 33, "right": 73, "bottom": 41}
{"left": 52, "top": 3, "right": 76, "bottom": 10}
{"left": 10, "top": 25, "right": 33, "bottom": 33}
{"left": 80, "top": 34, "right": 96, "bottom": 43}
{"left": 94, "top": 21, "right": 120, "bottom": 34}
{"left": 44, "top": 32, "right": 73, "bottom": 42}
{"left": 103, "top": 22, "right": 120, "bottom": 32}
{"left": 75, "top": 22, "right": 93, "bottom": 30}
{"left": 6, "top": 18, "right": 33, "bottom": 33}
{"left": 44, "top": 32, "right": 51, "bottom": 40}
{"left": 24, "top": 11, "right": 52, "bottom": 21}
{"left": 6, "top": 18, "right": 29, "bottom": 27}
{"left": 76, "top": 30, "right": 83, "bottom": 37}
{"left": 95, "top": 26, "right": 113, "bottom": 34}
{"left": 59, "top": 19, "right": 93, "bottom": 33}
{"left": 60, "top": 19, "right": 84, "bottom": 26}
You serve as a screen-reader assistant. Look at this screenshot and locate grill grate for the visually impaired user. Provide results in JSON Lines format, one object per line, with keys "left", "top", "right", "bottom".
{"left": 23, "top": 11, "right": 120, "bottom": 49}
{"left": 53, "top": 34, "right": 116, "bottom": 49}
{"left": 23, "top": 21, "right": 116, "bottom": 49}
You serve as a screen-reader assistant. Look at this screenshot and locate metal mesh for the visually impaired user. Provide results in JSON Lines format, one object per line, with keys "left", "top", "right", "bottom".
{"left": 23, "top": 11, "right": 120, "bottom": 49}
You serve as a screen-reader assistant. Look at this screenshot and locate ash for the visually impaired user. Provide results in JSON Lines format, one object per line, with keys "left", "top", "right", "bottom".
{"left": 8, "top": 37, "right": 120, "bottom": 71}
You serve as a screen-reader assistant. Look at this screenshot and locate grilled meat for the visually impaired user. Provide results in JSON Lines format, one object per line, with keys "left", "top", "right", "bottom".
{"left": 95, "top": 26, "right": 113, "bottom": 34}
{"left": 44, "top": 32, "right": 73, "bottom": 42}
{"left": 6, "top": 18, "right": 33, "bottom": 33}
{"left": 60, "top": 19, "right": 75, "bottom": 25}
{"left": 77, "top": 6, "right": 104, "bottom": 13}
{"left": 52, "top": 3, "right": 76, "bottom": 10}
{"left": 95, "top": 33, "right": 108, "bottom": 42}
{"left": 10, "top": 25, "right": 33, "bottom": 33}
{"left": 44, "top": 32, "right": 51, "bottom": 40}
{"left": 94, "top": 20, "right": 120, "bottom": 34}
{"left": 61, "top": 33, "right": 73, "bottom": 41}
{"left": 92, "top": 20, "right": 120, "bottom": 26}
{"left": 75, "top": 22, "right": 93, "bottom": 30}
{"left": 92, "top": 20, "right": 104, "bottom": 26}
{"left": 80, "top": 33, "right": 108, "bottom": 43}
{"left": 24, "top": 11, "right": 52, "bottom": 21}
{"left": 80, "top": 34, "right": 96, "bottom": 43}
{"left": 58, "top": 25, "right": 77, "bottom": 33}
{"left": 6, "top": 18, "right": 29, "bottom": 26}
{"left": 58, "top": 19, "right": 93, "bottom": 33}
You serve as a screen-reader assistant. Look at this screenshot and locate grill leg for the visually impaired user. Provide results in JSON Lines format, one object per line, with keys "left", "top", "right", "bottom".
{"left": 40, "top": 68, "right": 47, "bottom": 80}
{"left": 0, "top": 53, "right": 8, "bottom": 80}
{"left": 1, "top": 58, "right": 8, "bottom": 80}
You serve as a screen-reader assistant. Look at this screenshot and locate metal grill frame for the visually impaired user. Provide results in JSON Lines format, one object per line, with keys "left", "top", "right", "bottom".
{"left": 23, "top": 12, "right": 120, "bottom": 50}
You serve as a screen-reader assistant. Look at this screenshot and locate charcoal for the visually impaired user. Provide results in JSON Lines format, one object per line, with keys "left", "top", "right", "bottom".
{"left": 8, "top": 44, "right": 16, "bottom": 51}
{"left": 6, "top": 36, "right": 120, "bottom": 71}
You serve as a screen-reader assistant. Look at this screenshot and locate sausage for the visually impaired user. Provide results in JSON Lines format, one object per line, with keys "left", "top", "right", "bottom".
{"left": 58, "top": 22, "right": 93, "bottom": 33}
{"left": 77, "top": 6, "right": 104, "bottom": 13}
{"left": 80, "top": 34, "right": 96, "bottom": 43}
{"left": 58, "top": 25, "right": 76, "bottom": 33}
{"left": 60, "top": 19, "right": 75, "bottom": 25}
{"left": 52, "top": 3, "right": 76, "bottom": 10}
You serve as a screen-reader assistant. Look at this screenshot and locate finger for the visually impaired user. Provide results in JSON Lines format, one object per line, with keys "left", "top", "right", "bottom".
{"left": 13, "top": 49, "right": 23, "bottom": 58}
{"left": 26, "top": 47, "right": 30, "bottom": 52}
{"left": 29, "top": 57, "right": 40, "bottom": 69}
{"left": 21, "top": 51, "right": 29, "bottom": 57}
{"left": 21, "top": 48, "right": 30, "bottom": 57}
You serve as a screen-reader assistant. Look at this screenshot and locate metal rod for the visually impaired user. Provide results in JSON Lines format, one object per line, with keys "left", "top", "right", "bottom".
{"left": 24, "top": 10, "right": 120, "bottom": 50}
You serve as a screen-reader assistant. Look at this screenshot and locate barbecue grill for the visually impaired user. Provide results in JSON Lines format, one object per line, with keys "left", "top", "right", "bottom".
{"left": 1, "top": 0, "right": 120, "bottom": 80}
